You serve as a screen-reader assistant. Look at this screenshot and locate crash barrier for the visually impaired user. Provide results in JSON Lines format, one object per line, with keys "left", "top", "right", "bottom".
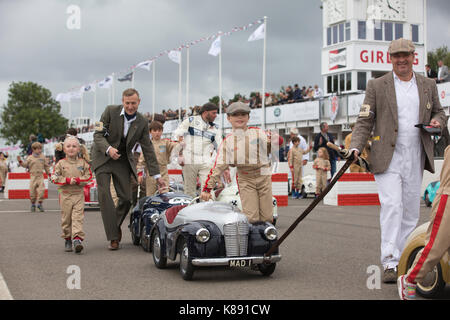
{"left": 4, "top": 172, "right": 49, "bottom": 199}
{"left": 323, "top": 173, "right": 379, "bottom": 206}
{"left": 272, "top": 173, "right": 288, "bottom": 207}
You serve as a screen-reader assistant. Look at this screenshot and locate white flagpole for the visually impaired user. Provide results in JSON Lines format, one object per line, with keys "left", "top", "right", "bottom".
{"left": 68, "top": 99, "right": 72, "bottom": 127}
{"left": 261, "top": 16, "right": 267, "bottom": 130}
{"left": 112, "top": 72, "right": 115, "bottom": 104}
{"left": 80, "top": 91, "right": 84, "bottom": 119}
{"left": 152, "top": 60, "right": 156, "bottom": 120}
{"left": 219, "top": 48, "right": 223, "bottom": 129}
{"left": 185, "top": 46, "right": 190, "bottom": 119}
{"left": 93, "top": 87, "right": 97, "bottom": 122}
{"left": 178, "top": 51, "right": 182, "bottom": 121}
{"left": 424, "top": 0, "right": 428, "bottom": 66}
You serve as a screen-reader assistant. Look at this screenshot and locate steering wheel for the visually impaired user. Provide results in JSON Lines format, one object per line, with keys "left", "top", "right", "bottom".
{"left": 153, "top": 186, "right": 177, "bottom": 196}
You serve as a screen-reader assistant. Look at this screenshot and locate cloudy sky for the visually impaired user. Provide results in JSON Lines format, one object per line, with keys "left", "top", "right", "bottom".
{"left": 0, "top": 0, "right": 449, "bottom": 142}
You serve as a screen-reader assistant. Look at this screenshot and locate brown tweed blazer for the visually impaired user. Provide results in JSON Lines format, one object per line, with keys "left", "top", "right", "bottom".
{"left": 350, "top": 72, "right": 446, "bottom": 174}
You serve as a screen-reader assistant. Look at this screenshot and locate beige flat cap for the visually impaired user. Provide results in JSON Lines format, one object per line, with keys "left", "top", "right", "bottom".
{"left": 227, "top": 102, "right": 251, "bottom": 115}
{"left": 388, "top": 38, "right": 415, "bottom": 55}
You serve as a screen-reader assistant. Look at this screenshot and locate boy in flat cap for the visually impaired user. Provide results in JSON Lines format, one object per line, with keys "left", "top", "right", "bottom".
{"left": 201, "top": 102, "right": 283, "bottom": 223}
{"left": 350, "top": 38, "right": 446, "bottom": 283}
{"left": 173, "top": 102, "right": 222, "bottom": 197}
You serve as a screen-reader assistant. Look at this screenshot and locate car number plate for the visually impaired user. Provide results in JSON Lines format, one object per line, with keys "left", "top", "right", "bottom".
{"left": 228, "top": 259, "right": 251, "bottom": 268}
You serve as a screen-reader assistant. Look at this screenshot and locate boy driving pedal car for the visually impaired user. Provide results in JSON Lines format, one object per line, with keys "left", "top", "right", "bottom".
{"left": 200, "top": 102, "right": 283, "bottom": 224}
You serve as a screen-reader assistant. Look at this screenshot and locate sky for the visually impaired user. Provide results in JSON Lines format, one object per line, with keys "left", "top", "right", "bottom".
{"left": 1, "top": 0, "right": 449, "bottom": 146}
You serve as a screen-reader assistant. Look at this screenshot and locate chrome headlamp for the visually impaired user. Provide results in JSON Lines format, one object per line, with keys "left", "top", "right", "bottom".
{"left": 195, "top": 228, "right": 210, "bottom": 243}
{"left": 150, "top": 212, "right": 160, "bottom": 224}
{"left": 264, "top": 225, "right": 278, "bottom": 241}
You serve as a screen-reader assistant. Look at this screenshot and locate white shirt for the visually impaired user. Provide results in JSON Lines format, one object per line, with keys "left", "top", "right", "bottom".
{"left": 120, "top": 107, "right": 137, "bottom": 137}
{"left": 393, "top": 72, "right": 420, "bottom": 141}
{"left": 438, "top": 67, "right": 442, "bottom": 80}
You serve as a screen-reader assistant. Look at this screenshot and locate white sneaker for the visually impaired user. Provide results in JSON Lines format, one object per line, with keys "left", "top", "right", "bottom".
{"left": 397, "top": 275, "right": 416, "bottom": 300}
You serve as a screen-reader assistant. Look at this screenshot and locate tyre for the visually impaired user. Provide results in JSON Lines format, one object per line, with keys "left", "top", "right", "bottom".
{"left": 407, "top": 247, "right": 445, "bottom": 298}
{"left": 179, "top": 237, "right": 195, "bottom": 281}
{"left": 141, "top": 223, "right": 150, "bottom": 252}
{"left": 258, "top": 263, "right": 276, "bottom": 277}
{"left": 424, "top": 192, "right": 432, "bottom": 207}
{"left": 151, "top": 229, "right": 167, "bottom": 269}
{"left": 130, "top": 216, "right": 140, "bottom": 245}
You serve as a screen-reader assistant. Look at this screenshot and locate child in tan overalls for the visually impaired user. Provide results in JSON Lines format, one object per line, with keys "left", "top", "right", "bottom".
{"left": 200, "top": 102, "right": 282, "bottom": 224}
{"left": 51, "top": 136, "right": 92, "bottom": 253}
{"left": 313, "top": 147, "right": 331, "bottom": 197}
{"left": 138, "top": 121, "right": 178, "bottom": 195}
{"left": 398, "top": 144, "right": 450, "bottom": 299}
{"left": 288, "top": 137, "right": 312, "bottom": 199}
{"left": 0, "top": 152, "right": 8, "bottom": 193}
{"left": 17, "top": 142, "right": 50, "bottom": 212}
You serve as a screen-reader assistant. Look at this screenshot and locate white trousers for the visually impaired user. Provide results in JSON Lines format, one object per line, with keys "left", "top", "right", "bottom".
{"left": 374, "top": 135, "right": 424, "bottom": 269}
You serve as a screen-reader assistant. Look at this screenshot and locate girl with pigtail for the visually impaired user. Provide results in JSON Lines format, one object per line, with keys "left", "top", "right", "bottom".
{"left": 51, "top": 136, "right": 92, "bottom": 254}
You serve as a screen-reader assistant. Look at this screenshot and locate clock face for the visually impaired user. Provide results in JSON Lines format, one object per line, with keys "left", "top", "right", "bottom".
{"left": 372, "top": 0, "right": 407, "bottom": 21}
{"left": 326, "top": 0, "right": 346, "bottom": 25}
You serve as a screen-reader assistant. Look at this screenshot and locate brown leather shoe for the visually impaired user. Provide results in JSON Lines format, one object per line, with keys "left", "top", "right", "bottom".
{"left": 108, "top": 240, "right": 119, "bottom": 250}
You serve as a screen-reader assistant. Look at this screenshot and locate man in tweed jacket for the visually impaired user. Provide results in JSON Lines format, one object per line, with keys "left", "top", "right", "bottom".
{"left": 350, "top": 39, "right": 446, "bottom": 283}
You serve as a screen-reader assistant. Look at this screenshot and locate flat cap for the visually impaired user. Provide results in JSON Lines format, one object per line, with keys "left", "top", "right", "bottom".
{"left": 388, "top": 38, "right": 415, "bottom": 55}
{"left": 289, "top": 127, "right": 299, "bottom": 134}
{"left": 226, "top": 102, "right": 251, "bottom": 115}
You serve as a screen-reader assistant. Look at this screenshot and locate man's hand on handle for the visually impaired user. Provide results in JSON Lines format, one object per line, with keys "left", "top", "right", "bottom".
{"left": 200, "top": 191, "right": 212, "bottom": 202}
{"left": 430, "top": 119, "right": 441, "bottom": 128}
{"left": 156, "top": 177, "right": 166, "bottom": 192}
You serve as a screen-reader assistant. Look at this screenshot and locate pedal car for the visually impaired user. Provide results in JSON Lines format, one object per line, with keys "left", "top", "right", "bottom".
{"left": 84, "top": 178, "right": 99, "bottom": 208}
{"left": 150, "top": 199, "right": 281, "bottom": 280}
{"left": 423, "top": 181, "right": 440, "bottom": 207}
{"left": 288, "top": 174, "right": 316, "bottom": 198}
{"left": 129, "top": 190, "right": 192, "bottom": 252}
{"left": 215, "top": 184, "right": 279, "bottom": 225}
{"left": 397, "top": 222, "right": 450, "bottom": 298}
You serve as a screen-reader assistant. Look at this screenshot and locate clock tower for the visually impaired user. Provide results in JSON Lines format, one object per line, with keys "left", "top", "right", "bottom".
{"left": 321, "top": 0, "right": 426, "bottom": 96}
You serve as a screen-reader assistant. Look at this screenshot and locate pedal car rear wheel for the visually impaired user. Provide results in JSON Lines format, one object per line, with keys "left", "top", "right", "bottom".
{"left": 179, "top": 238, "right": 195, "bottom": 281}
{"left": 151, "top": 229, "right": 167, "bottom": 269}
{"left": 407, "top": 247, "right": 445, "bottom": 298}
{"left": 424, "top": 192, "right": 432, "bottom": 207}
{"left": 130, "top": 216, "right": 140, "bottom": 246}
{"left": 258, "top": 263, "right": 276, "bottom": 277}
{"left": 141, "top": 224, "right": 150, "bottom": 252}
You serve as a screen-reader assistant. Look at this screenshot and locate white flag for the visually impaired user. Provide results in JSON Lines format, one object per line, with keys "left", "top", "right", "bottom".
{"left": 98, "top": 75, "right": 113, "bottom": 89}
{"left": 80, "top": 83, "right": 95, "bottom": 93}
{"left": 248, "top": 23, "right": 265, "bottom": 42}
{"left": 208, "top": 36, "right": 221, "bottom": 57}
{"left": 168, "top": 50, "right": 181, "bottom": 64}
{"left": 69, "top": 91, "right": 82, "bottom": 99}
{"left": 56, "top": 93, "right": 71, "bottom": 102}
{"left": 136, "top": 60, "right": 152, "bottom": 71}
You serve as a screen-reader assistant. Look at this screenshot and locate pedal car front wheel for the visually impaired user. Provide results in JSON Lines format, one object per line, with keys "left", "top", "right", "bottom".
{"left": 179, "top": 237, "right": 195, "bottom": 281}
{"left": 151, "top": 229, "right": 167, "bottom": 269}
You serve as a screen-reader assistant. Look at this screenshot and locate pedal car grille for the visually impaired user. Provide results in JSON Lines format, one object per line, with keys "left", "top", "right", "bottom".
{"left": 223, "top": 222, "right": 249, "bottom": 257}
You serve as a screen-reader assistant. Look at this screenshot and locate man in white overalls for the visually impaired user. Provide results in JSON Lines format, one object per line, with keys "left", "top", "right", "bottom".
{"left": 350, "top": 39, "right": 446, "bottom": 283}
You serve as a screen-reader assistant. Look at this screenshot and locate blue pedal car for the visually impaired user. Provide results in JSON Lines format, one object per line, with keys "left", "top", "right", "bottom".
{"left": 423, "top": 181, "right": 440, "bottom": 207}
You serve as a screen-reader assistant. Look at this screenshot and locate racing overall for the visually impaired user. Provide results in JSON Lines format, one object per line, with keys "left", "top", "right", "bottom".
{"left": 289, "top": 145, "right": 309, "bottom": 191}
{"left": 138, "top": 138, "right": 177, "bottom": 196}
{"left": 406, "top": 145, "right": 450, "bottom": 284}
{"left": 203, "top": 127, "right": 274, "bottom": 224}
{"left": 19, "top": 153, "right": 50, "bottom": 203}
{"left": 51, "top": 158, "right": 92, "bottom": 240}
{"left": 313, "top": 158, "right": 330, "bottom": 194}
{"left": 174, "top": 115, "right": 221, "bottom": 197}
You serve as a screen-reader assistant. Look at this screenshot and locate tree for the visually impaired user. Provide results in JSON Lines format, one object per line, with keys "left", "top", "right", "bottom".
{"left": 208, "top": 95, "right": 220, "bottom": 106}
{"left": 427, "top": 46, "right": 450, "bottom": 71}
{"left": 0, "top": 81, "right": 68, "bottom": 153}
